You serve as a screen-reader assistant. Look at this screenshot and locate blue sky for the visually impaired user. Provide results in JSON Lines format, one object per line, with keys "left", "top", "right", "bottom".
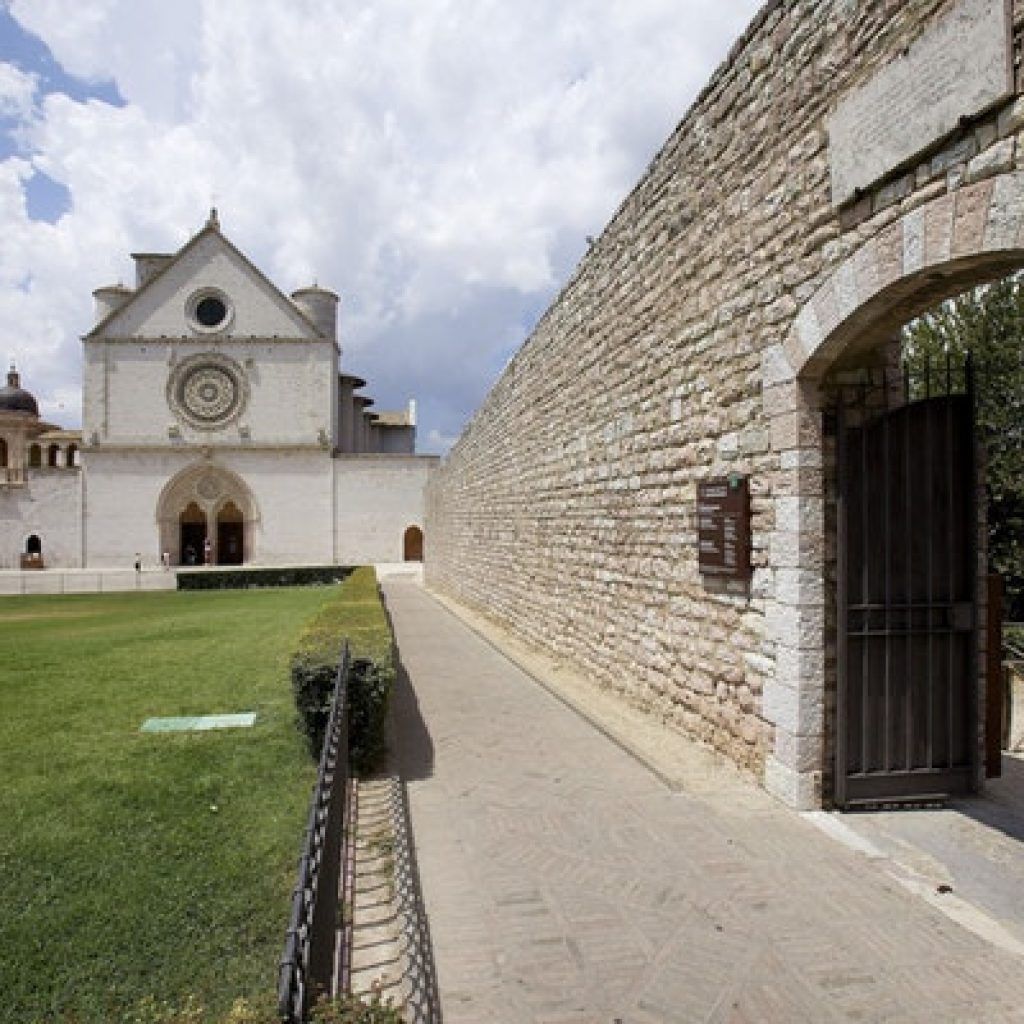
{"left": 0, "top": 5, "right": 119, "bottom": 219}
{"left": 0, "top": 0, "right": 762, "bottom": 450}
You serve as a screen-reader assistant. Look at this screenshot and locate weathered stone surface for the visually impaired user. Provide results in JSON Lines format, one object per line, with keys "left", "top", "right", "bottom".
{"left": 828, "top": 0, "right": 1013, "bottom": 205}
{"left": 425, "top": 0, "right": 1024, "bottom": 806}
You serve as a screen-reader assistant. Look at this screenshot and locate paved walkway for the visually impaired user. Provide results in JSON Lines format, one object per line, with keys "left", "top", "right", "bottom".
{"left": 383, "top": 579, "right": 1024, "bottom": 1024}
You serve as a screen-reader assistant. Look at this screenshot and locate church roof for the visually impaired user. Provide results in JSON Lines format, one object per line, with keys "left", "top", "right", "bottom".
{"left": 0, "top": 366, "right": 39, "bottom": 416}
{"left": 84, "top": 210, "right": 326, "bottom": 341}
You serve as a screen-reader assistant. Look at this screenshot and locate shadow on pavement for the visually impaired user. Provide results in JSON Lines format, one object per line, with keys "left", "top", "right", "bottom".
{"left": 951, "top": 753, "right": 1024, "bottom": 843}
{"left": 390, "top": 656, "right": 435, "bottom": 782}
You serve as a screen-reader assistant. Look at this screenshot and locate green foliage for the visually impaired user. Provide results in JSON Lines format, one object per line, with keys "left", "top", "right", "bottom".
{"left": 178, "top": 566, "right": 354, "bottom": 591}
{"left": 289, "top": 567, "right": 395, "bottom": 773}
{"left": 902, "top": 275, "right": 1024, "bottom": 618}
{"left": 309, "top": 989, "right": 405, "bottom": 1024}
{"left": 0, "top": 587, "right": 335, "bottom": 1023}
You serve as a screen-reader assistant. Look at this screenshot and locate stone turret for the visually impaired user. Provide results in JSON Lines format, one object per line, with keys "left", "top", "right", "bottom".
{"left": 291, "top": 286, "right": 339, "bottom": 341}
{"left": 92, "top": 284, "right": 133, "bottom": 324}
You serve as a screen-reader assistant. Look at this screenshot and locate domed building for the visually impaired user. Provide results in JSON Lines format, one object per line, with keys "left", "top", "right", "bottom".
{"left": 0, "top": 366, "right": 82, "bottom": 568}
{"left": 0, "top": 213, "right": 436, "bottom": 570}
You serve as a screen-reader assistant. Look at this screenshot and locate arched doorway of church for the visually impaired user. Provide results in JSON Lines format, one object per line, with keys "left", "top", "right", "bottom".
{"left": 217, "top": 501, "right": 244, "bottom": 565}
{"left": 158, "top": 464, "right": 258, "bottom": 566}
{"left": 25, "top": 534, "right": 41, "bottom": 556}
{"left": 403, "top": 525, "right": 424, "bottom": 562}
{"left": 179, "top": 502, "right": 206, "bottom": 566}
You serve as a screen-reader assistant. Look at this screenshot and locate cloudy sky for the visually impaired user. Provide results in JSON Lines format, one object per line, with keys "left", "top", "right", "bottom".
{"left": 0, "top": 0, "right": 761, "bottom": 452}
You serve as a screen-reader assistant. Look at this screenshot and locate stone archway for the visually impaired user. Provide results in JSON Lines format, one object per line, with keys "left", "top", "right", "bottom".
{"left": 156, "top": 464, "right": 258, "bottom": 566}
{"left": 763, "top": 173, "right": 1024, "bottom": 808}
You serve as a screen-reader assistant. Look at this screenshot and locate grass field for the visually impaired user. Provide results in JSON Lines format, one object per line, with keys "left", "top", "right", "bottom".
{"left": 0, "top": 585, "right": 340, "bottom": 1023}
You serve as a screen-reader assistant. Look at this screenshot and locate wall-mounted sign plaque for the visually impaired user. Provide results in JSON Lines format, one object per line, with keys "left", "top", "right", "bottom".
{"left": 698, "top": 475, "right": 751, "bottom": 581}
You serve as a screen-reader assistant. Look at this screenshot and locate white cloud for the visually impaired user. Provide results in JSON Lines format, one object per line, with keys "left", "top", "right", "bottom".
{"left": 2, "top": 0, "right": 763, "bottom": 447}
{"left": 0, "top": 61, "right": 38, "bottom": 118}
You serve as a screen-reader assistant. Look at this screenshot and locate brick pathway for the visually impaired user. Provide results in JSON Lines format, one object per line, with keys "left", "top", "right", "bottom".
{"left": 384, "top": 579, "right": 1024, "bottom": 1024}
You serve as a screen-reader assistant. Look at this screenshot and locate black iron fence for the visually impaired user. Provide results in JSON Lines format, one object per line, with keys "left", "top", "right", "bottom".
{"left": 278, "top": 642, "right": 352, "bottom": 1023}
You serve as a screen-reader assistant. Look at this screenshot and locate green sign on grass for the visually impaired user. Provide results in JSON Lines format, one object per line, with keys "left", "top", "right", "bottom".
{"left": 140, "top": 713, "right": 256, "bottom": 733}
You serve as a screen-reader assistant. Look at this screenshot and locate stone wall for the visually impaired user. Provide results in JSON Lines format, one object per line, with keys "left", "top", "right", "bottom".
{"left": 426, "top": 0, "right": 1024, "bottom": 796}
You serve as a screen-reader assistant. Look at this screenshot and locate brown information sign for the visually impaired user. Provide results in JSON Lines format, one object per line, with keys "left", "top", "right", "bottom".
{"left": 698, "top": 476, "right": 751, "bottom": 580}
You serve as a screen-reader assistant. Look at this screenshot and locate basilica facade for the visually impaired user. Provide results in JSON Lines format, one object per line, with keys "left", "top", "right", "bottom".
{"left": 0, "top": 213, "right": 435, "bottom": 570}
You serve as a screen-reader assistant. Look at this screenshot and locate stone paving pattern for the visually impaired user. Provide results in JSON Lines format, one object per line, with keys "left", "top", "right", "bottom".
{"left": 385, "top": 580, "right": 1024, "bottom": 1023}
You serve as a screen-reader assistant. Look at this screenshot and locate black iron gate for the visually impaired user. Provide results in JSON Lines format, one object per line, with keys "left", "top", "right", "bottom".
{"left": 836, "top": 363, "right": 977, "bottom": 807}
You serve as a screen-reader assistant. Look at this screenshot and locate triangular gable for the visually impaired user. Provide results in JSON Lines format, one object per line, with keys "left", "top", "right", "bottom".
{"left": 85, "top": 219, "right": 324, "bottom": 341}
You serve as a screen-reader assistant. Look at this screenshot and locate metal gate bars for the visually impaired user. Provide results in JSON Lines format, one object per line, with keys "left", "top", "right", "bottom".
{"left": 835, "top": 359, "right": 977, "bottom": 807}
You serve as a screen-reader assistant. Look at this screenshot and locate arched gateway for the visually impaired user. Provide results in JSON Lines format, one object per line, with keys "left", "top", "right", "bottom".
{"left": 424, "top": 0, "right": 1024, "bottom": 809}
{"left": 156, "top": 465, "right": 257, "bottom": 566}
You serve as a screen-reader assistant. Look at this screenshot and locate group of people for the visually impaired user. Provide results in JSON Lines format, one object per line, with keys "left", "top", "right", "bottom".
{"left": 134, "top": 537, "right": 212, "bottom": 571}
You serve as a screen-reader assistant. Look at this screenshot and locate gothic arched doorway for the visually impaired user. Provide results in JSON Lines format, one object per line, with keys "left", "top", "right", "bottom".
{"left": 403, "top": 525, "right": 424, "bottom": 562}
{"left": 158, "top": 464, "right": 258, "bottom": 566}
{"left": 217, "top": 501, "right": 244, "bottom": 565}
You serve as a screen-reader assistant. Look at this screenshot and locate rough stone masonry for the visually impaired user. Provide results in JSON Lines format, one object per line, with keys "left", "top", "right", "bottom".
{"left": 425, "top": 0, "right": 1024, "bottom": 808}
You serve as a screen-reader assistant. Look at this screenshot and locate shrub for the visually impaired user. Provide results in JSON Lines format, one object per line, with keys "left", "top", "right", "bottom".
{"left": 177, "top": 566, "right": 354, "bottom": 591}
{"left": 289, "top": 567, "right": 395, "bottom": 774}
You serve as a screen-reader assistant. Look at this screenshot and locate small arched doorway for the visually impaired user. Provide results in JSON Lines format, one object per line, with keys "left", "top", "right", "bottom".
{"left": 217, "top": 501, "right": 244, "bottom": 565}
{"left": 25, "top": 534, "right": 41, "bottom": 556}
{"left": 403, "top": 525, "right": 424, "bottom": 562}
{"left": 179, "top": 502, "right": 206, "bottom": 566}
{"left": 28, "top": 444, "right": 41, "bottom": 468}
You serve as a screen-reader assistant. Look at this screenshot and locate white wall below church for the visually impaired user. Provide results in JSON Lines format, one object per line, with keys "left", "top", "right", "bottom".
{"left": 333, "top": 455, "right": 437, "bottom": 563}
{"left": 229, "top": 449, "right": 334, "bottom": 564}
{"left": 83, "top": 448, "right": 338, "bottom": 568}
{"left": 0, "top": 471, "right": 82, "bottom": 569}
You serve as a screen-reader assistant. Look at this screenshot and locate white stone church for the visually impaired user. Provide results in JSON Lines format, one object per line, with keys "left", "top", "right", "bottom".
{"left": 0, "top": 212, "right": 436, "bottom": 570}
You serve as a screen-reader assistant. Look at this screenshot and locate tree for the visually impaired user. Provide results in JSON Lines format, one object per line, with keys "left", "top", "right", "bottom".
{"left": 902, "top": 275, "right": 1024, "bottom": 619}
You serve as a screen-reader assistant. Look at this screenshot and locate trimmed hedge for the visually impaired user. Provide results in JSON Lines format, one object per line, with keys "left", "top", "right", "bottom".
{"left": 177, "top": 566, "right": 354, "bottom": 591}
{"left": 289, "top": 567, "right": 394, "bottom": 775}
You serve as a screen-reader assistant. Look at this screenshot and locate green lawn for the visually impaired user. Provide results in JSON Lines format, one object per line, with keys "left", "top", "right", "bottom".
{"left": 0, "top": 586, "right": 338, "bottom": 1023}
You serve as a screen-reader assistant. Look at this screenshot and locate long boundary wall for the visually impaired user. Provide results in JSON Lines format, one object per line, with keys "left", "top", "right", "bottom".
{"left": 426, "top": 0, "right": 1024, "bottom": 804}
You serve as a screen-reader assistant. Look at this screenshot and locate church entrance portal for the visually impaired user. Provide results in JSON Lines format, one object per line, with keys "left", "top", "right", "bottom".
{"left": 159, "top": 466, "right": 256, "bottom": 566}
